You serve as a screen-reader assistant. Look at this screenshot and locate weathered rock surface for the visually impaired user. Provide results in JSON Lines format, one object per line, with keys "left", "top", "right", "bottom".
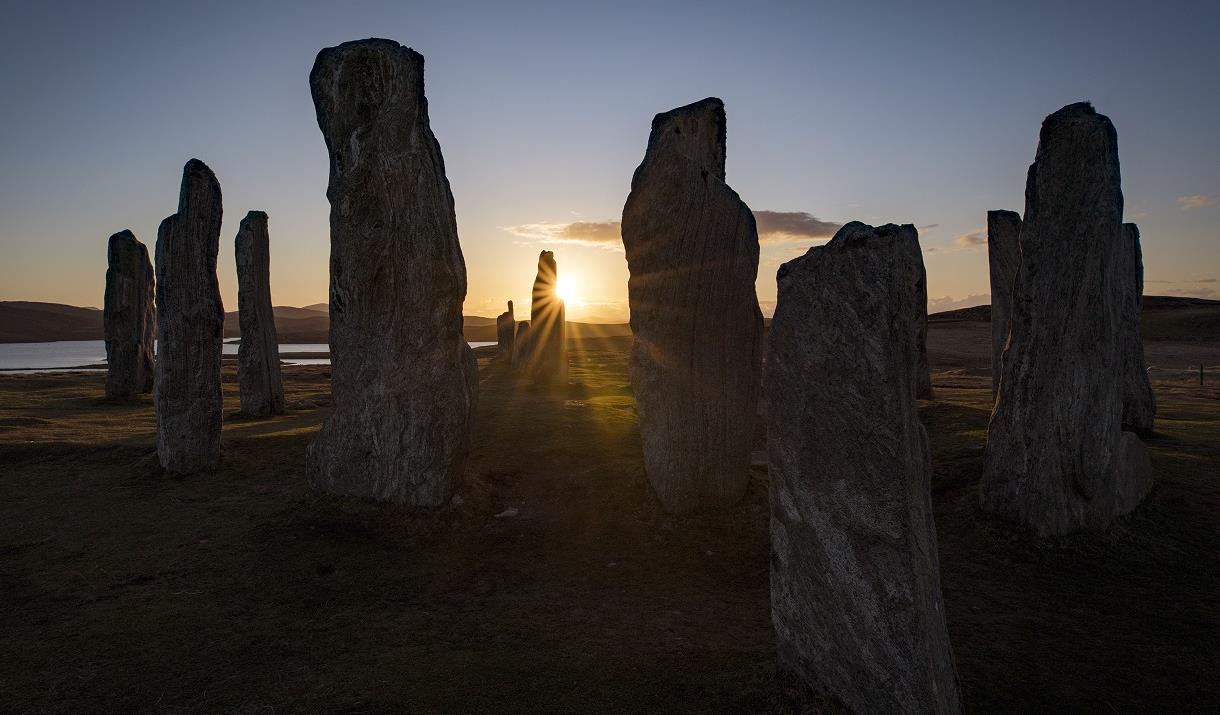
{"left": 496, "top": 300, "right": 515, "bottom": 359}
{"left": 235, "top": 211, "right": 285, "bottom": 416}
{"left": 905, "top": 234, "right": 934, "bottom": 400}
{"left": 1120, "top": 223, "right": 1156, "bottom": 433}
{"left": 987, "top": 210, "right": 1022, "bottom": 395}
{"left": 103, "top": 230, "right": 155, "bottom": 398}
{"left": 982, "top": 103, "right": 1152, "bottom": 535}
{"left": 154, "top": 159, "right": 224, "bottom": 472}
{"left": 512, "top": 320, "right": 531, "bottom": 368}
{"left": 620, "top": 97, "right": 762, "bottom": 514}
{"left": 528, "top": 250, "right": 567, "bottom": 383}
{"left": 306, "top": 38, "right": 477, "bottom": 505}
{"left": 767, "top": 221, "right": 961, "bottom": 714}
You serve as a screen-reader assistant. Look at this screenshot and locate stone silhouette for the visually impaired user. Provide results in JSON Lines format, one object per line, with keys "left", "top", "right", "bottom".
{"left": 235, "top": 211, "right": 285, "bottom": 417}
{"left": 103, "top": 230, "right": 155, "bottom": 398}
{"left": 512, "top": 320, "right": 531, "bottom": 368}
{"left": 496, "top": 300, "right": 516, "bottom": 359}
{"left": 982, "top": 103, "right": 1152, "bottom": 535}
{"left": 154, "top": 159, "right": 225, "bottom": 473}
{"left": 306, "top": 38, "right": 477, "bottom": 505}
{"left": 767, "top": 222, "right": 961, "bottom": 714}
{"left": 987, "top": 210, "right": 1022, "bottom": 395}
{"left": 620, "top": 97, "right": 763, "bottom": 514}
{"left": 528, "top": 250, "right": 567, "bottom": 383}
{"left": 1120, "top": 223, "right": 1156, "bottom": 434}
{"left": 905, "top": 234, "right": 934, "bottom": 400}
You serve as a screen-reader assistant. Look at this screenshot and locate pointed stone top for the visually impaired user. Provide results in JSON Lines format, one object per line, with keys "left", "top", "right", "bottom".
{"left": 108, "top": 229, "right": 146, "bottom": 264}
{"left": 177, "top": 159, "right": 221, "bottom": 214}
{"left": 538, "top": 250, "right": 556, "bottom": 266}
{"left": 507, "top": 300, "right": 513, "bottom": 312}
{"left": 642, "top": 97, "right": 727, "bottom": 182}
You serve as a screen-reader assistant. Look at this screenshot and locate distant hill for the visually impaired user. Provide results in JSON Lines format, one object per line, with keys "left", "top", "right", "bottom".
{"left": 0, "top": 301, "right": 630, "bottom": 344}
{"left": 928, "top": 296, "right": 1220, "bottom": 342}
{"left": 0, "top": 302, "right": 103, "bottom": 342}
{"left": 7, "top": 296, "right": 1216, "bottom": 344}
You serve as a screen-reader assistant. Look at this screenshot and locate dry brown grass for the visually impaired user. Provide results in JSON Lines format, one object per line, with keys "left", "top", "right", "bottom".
{"left": 0, "top": 337, "right": 1217, "bottom": 712}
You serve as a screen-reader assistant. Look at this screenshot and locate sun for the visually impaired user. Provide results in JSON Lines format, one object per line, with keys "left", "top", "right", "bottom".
{"left": 555, "top": 276, "right": 580, "bottom": 305}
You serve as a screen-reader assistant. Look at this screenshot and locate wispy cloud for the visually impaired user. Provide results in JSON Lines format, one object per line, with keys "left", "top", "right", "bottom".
{"left": 752, "top": 211, "right": 842, "bottom": 243}
{"left": 1176, "top": 195, "right": 1217, "bottom": 209}
{"left": 502, "top": 210, "right": 843, "bottom": 250}
{"left": 955, "top": 229, "right": 986, "bottom": 248}
{"left": 500, "top": 221, "right": 622, "bottom": 250}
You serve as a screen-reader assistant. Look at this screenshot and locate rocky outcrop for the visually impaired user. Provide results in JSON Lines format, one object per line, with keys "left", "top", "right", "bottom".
{"left": 528, "top": 250, "right": 567, "bottom": 384}
{"left": 306, "top": 38, "right": 477, "bottom": 505}
{"left": 496, "top": 300, "right": 515, "bottom": 359}
{"left": 987, "top": 210, "right": 1022, "bottom": 395}
{"left": 767, "top": 221, "right": 961, "bottom": 714}
{"left": 982, "top": 103, "right": 1152, "bottom": 535}
{"left": 103, "top": 230, "right": 155, "bottom": 398}
{"left": 235, "top": 211, "right": 285, "bottom": 417}
{"left": 512, "top": 320, "right": 531, "bottom": 368}
{"left": 1120, "top": 224, "right": 1156, "bottom": 433}
{"left": 620, "top": 97, "right": 762, "bottom": 514}
{"left": 154, "top": 159, "right": 224, "bottom": 472}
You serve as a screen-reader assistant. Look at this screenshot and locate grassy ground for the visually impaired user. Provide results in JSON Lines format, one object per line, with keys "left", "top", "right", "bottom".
{"left": 1, "top": 337, "right": 1217, "bottom": 712}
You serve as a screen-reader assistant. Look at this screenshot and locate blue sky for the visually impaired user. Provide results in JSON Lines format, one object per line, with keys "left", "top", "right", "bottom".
{"left": 1, "top": 0, "right": 1217, "bottom": 319}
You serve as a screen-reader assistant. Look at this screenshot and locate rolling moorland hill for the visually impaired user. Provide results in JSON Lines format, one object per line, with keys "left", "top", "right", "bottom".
{"left": 2, "top": 297, "right": 1217, "bottom": 344}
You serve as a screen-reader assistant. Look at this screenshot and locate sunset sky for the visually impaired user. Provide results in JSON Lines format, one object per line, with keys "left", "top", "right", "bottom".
{"left": 1, "top": 0, "right": 1217, "bottom": 321}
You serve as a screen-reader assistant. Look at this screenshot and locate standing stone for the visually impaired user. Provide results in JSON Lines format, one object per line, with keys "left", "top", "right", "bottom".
{"left": 907, "top": 236, "right": 934, "bottom": 400}
{"left": 154, "top": 159, "right": 224, "bottom": 473}
{"left": 620, "top": 97, "right": 762, "bottom": 514}
{"left": 306, "top": 38, "right": 477, "bottom": 505}
{"left": 235, "top": 211, "right": 285, "bottom": 417}
{"left": 496, "top": 300, "right": 516, "bottom": 359}
{"left": 987, "top": 210, "right": 1022, "bottom": 395}
{"left": 768, "top": 221, "right": 961, "bottom": 714}
{"left": 104, "top": 230, "right": 155, "bottom": 398}
{"left": 528, "top": 250, "right": 567, "bottom": 384}
{"left": 1120, "top": 224, "right": 1156, "bottom": 433}
{"left": 512, "top": 320, "right": 531, "bottom": 368}
{"left": 982, "top": 103, "right": 1152, "bottom": 535}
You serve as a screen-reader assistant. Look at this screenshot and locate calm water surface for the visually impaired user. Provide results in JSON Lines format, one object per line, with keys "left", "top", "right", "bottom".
{"left": 0, "top": 340, "right": 495, "bottom": 371}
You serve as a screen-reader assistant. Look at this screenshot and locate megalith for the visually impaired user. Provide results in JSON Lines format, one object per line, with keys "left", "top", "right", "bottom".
{"left": 306, "top": 38, "right": 477, "bottom": 505}
{"left": 512, "top": 320, "right": 531, "bottom": 368}
{"left": 235, "top": 210, "right": 285, "bottom": 417}
{"left": 620, "top": 97, "right": 763, "bottom": 514}
{"left": 767, "top": 221, "right": 961, "bottom": 714}
{"left": 987, "top": 210, "right": 1022, "bottom": 395}
{"left": 154, "top": 159, "right": 224, "bottom": 473}
{"left": 528, "top": 250, "right": 567, "bottom": 384}
{"left": 981, "top": 103, "right": 1152, "bottom": 535}
{"left": 1120, "top": 223, "right": 1156, "bottom": 433}
{"left": 103, "top": 230, "right": 155, "bottom": 398}
{"left": 496, "top": 300, "right": 516, "bottom": 359}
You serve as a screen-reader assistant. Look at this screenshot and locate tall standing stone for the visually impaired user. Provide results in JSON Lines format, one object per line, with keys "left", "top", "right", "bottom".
{"left": 512, "top": 320, "right": 531, "bottom": 368}
{"left": 1120, "top": 223, "right": 1156, "bottom": 433}
{"left": 906, "top": 236, "right": 934, "bottom": 400}
{"left": 982, "top": 103, "right": 1152, "bottom": 535}
{"left": 767, "top": 222, "right": 961, "bottom": 714}
{"left": 306, "top": 39, "right": 477, "bottom": 505}
{"left": 528, "top": 250, "right": 567, "bottom": 384}
{"left": 235, "top": 210, "right": 285, "bottom": 417}
{"left": 987, "top": 210, "right": 1022, "bottom": 395}
{"left": 496, "top": 300, "right": 516, "bottom": 359}
{"left": 104, "top": 230, "right": 155, "bottom": 398}
{"left": 620, "top": 97, "right": 762, "bottom": 513}
{"left": 154, "top": 159, "right": 224, "bottom": 473}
